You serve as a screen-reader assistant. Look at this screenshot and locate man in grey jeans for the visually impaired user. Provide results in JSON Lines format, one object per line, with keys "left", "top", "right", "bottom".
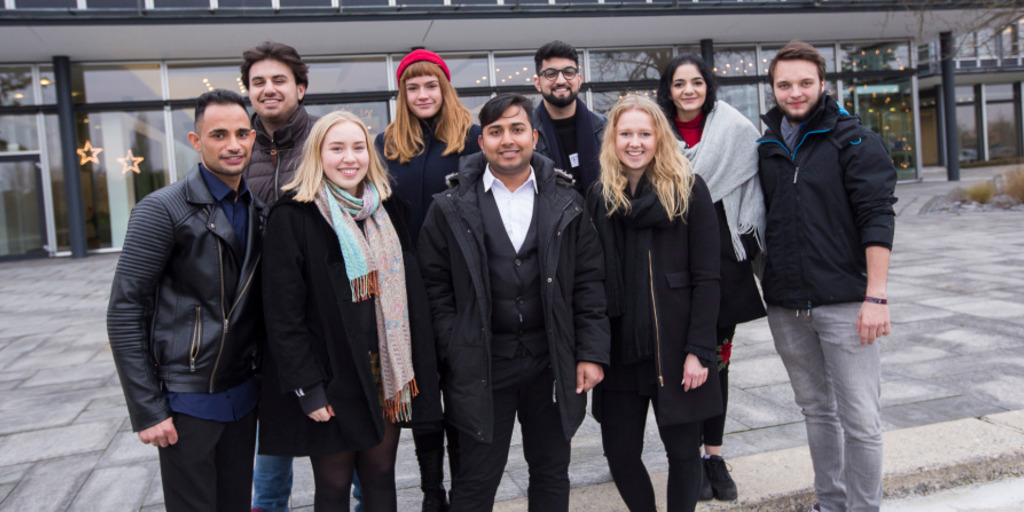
{"left": 755, "top": 41, "right": 897, "bottom": 512}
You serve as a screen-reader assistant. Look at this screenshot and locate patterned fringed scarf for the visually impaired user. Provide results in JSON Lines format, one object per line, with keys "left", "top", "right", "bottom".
{"left": 315, "top": 182, "right": 418, "bottom": 422}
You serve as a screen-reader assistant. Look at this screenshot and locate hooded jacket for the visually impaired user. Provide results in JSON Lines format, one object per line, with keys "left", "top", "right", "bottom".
{"left": 756, "top": 94, "right": 897, "bottom": 309}
{"left": 417, "top": 152, "right": 610, "bottom": 442}
{"left": 246, "top": 105, "right": 318, "bottom": 205}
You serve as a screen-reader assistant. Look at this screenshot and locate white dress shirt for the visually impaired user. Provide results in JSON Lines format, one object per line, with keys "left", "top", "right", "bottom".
{"left": 483, "top": 165, "right": 538, "bottom": 253}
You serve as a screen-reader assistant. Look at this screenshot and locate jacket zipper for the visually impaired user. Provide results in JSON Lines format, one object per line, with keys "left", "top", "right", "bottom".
{"left": 189, "top": 306, "right": 202, "bottom": 372}
{"left": 207, "top": 239, "right": 261, "bottom": 392}
{"left": 271, "top": 140, "right": 280, "bottom": 201}
{"left": 648, "top": 251, "right": 664, "bottom": 387}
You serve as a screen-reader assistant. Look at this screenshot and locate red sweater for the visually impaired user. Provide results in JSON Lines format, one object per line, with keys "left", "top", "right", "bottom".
{"left": 674, "top": 112, "right": 704, "bottom": 148}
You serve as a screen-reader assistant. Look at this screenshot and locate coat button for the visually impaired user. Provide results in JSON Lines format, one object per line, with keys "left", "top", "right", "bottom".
{"left": 515, "top": 297, "right": 523, "bottom": 304}
{"left": 515, "top": 259, "right": 522, "bottom": 267}
{"left": 210, "top": 223, "right": 216, "bottom": 229}
{"left": 556, "top": 231, "right": 561, "bottom": 236}
{"left": 547, "top": 278, "right": 552, "bottom": 283}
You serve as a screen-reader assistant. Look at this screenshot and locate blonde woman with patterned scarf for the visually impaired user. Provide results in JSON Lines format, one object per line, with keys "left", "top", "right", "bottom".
{"left": 260, "top": 110, "right": 442, "bottom": 512}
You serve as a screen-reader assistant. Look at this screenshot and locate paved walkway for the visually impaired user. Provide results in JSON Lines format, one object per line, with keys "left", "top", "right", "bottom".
{"left": 0, "top": 166, "right": 1021, "bottom": 511}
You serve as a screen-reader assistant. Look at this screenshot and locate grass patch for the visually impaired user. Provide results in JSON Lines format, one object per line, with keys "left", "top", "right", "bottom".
{"left": 964, "top": 181, "right": 995, "bottom": 204}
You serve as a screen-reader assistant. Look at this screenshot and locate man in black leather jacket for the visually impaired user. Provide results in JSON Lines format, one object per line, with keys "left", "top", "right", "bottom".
{"left": 107, "top": 90, "right": 267, "bottom": 512}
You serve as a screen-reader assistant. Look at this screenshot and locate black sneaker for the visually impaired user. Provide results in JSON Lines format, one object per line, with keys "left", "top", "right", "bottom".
{"left": 698, "top": 458, "right": 713, "bottom": 501}
{"left": 704, "top": 455, "right": 738, "bottom": 501}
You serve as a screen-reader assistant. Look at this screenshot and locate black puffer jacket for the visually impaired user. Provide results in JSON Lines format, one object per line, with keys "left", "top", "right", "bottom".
{"left": 245, "top": 106, "right": 318, "bottom": 204}
{"left": 417, "top": 152, "right": 610, "bottom": 443}
{"left": 757, "top": 95, "right": 897, "bottom": 309}
{"left": 107, "top": 165, "right": 267, "bottom": 432}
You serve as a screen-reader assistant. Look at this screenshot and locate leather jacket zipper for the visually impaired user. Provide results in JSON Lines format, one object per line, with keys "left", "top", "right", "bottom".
{"left": 648, "top": 251, "right": 664, "bottom": 387}
{"left": 189, "top": 306, "right": 202, "bottom": 372}
{"left": 208, "top": 238, "right": 261, "bottom": 392}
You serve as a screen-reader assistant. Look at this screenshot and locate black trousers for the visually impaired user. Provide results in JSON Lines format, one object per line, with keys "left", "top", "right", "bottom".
{"left": 600, "top": 390, "right": 702, "bottom": 512}
{"left": 158, "top": 409, "right": 257, "bottom": 512}
{"left": 701, "top": 324, "right": 735, "bottom": 447}
{"left": 450, "top": 351, "right": 571, "bottom": 512}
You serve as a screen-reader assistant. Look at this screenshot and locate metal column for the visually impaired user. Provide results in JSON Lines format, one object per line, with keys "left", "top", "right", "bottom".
{"left": 53, "top": 56, "right": 88, "bottom": 258}
{"left": 940, "top": 32, "right": 960, "bottom": 181}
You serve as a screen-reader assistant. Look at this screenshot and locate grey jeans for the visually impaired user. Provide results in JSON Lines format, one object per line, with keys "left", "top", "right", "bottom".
{"left": 767, "top": 303, "right": 882, "bottom": 512}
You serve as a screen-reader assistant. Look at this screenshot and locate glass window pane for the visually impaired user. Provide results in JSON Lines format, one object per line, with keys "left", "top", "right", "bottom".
{"left": 590, "top": 89, "right": 658, "bottom": 116}
{"left": 340, "top": 0, "right": 383, "bottom": 6}
{"left": 438, "top": 53, "right": 490, "bottom": 89}
{"left": 86, "top": 0, "right": 146, "bottom": 7}
{"left": 280, "top": 0, "right": 332, "bottom": 6}
{"left": 0, "top": 115, "right": 40, "bottom": 152}
{"left": 170, "top": 108, "right": 199, "bottom": 183}
{"left": 714, "top": 47, "right": 757, "bottom": 78}
{"left": 0, "top": 66, "right": 35, "bottom": 106}
{"left": 72, "top": 64, "right": 162, "bottom": 103}
{"left": 955, "top": 85, "right": 975, "bottom": 104}
{"left": 0, "top": 159, "right": 46, "bottom": 258}
{"left": 760, "top": 44, "right": 835, "bottom": 76}
{"left": 957, "top": 104, "right": 979, "bottom": 162}
{"left": 985, "top": 83, "right": 1014, "bottom": 102}
{"left": 217, "top": 0, "right": 273, "bottom": 6}
{"left": 843, "top": 78, "right": 917, "bottom": 178}
{"left": 493, "top": 54, "right": 536, "bottom": 89}
{"left": 153, "top": 0, "right": 210, "bottom": 7}
{"left": 304, "top": 101, "right": 390, "bottom": 136}
{"left": 718, "top": 84, "right": 760, "bottom": 126}
{"left": 44, "top": 115, "right": 69, "bottom": 250}
{"left": 75, "top": 110, "right": 169, "bottom": 249}
{"left": 15, "top": 0, "right": 76, "bottom": 7}
{"left": 987, "top": 101, "right": 1019, "bottom": 160}
{"left": 459, "top": 94, "right": 499, "bottom": 121}
{"left": 839, "top": 42, "right": 910, "bottom": 73}
{"left": 589, "top": 48, "right": 673, "bottom": 82}
{"left": 307, "top": 57, "right": 388, "bottom": 94}
{"left": 39, "top": 66, "right": 56, "bottom": 104}
{"left": 168, "top": 62, "right": 246, "bottom": 100}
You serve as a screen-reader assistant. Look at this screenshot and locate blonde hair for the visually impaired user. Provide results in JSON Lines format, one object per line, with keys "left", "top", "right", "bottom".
{"left": 382, "top": 61, "right": 474, "bottom": 164}
{"left": 283, "top": 110, "right": 392, "bottom": 202}
{"left": 598, "top": 95, "right": 694, "bottom": 219}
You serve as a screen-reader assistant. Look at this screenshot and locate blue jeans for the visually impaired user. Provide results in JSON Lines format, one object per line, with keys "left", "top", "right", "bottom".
{"left": 767, "top": 303, "right": 883, "bottom": 512}
{"left": 352, "top": 472, "right": 363, "bottom": 512}
{"left": 252, "top": 453, "right": 293, "bottom": 512}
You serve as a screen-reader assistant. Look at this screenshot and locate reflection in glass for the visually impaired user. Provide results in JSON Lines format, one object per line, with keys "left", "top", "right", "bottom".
{"left": 844, "top": 78, "right": 917, "bottom": 179}
{"left": 718, "top": 85, "right": 760, "bottom": 126}
{"left": 839, "top": 42, "right": 909, "bottom": 73}
{"left": 279, "top": 0, "right": 332, "bottom": 5}
{"left": 86, "top": 0, "right": 149, "bottom": 7}
{"left": 40, "top": 66, "right": 56, "bottom": 104}
{"left": 170, "top": 108, "right": 200, "bottom": 182}
{"left": 72, "top": 64, "right": 162, "bottom": 104}
{"left": 153, "top": 0, "right": 210, "bottom": 7}
{"left": 217, "top": 0, "right": 273, "bottom": 6}
{"left": 986, "top": 101, "right": 1019, "bottom": 161}
{"left": 0, "top": 115, "right": 41, "bottom": 152}
{"left": 168, "top": 62, "right": 246, "bottom": 100}
{"left": 985, "top": 83, "right": 1014, "bottom": 102}
{"left": 459, "top": 95, "right": 496, "bottom": 120}
{"left": 439, "top": 54, "right": 490, "bottom": 89}
{"left": 0, "top": 160, "right": 46, "bottom": 258}
{"left": 955, "top": 85, "right": 975, "bottom": 104}
{"left": 75, "top": 110, "right": 169, "bottom": 249}
{"left": 0, "top": 66, "right": 34, "bottom": 106}
{"left": 590, "top": 90, "right": 658, "bottom": 115}
{"left": 493, "top": 54, "right": 536, "bottom": 88}
{"left": 957, "top": 104, "right": 979, "bottom": 163}
{"left": 15, "top": 0, "right": 75, "bottom": 7}
{"left": 714, "top": 47, "right": 757, "bottom": 78}
{"left": 305, "top": 101, "right": 390, "bottom": 136}
{"left": 589, "top": 48, "right": 673, "bottom": 82}
{"left": 307, "top": 58, "right": 388, "bottom": 94}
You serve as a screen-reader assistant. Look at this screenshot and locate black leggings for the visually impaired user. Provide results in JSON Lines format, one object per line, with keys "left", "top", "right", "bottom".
{"left": 309, "top": 421, "right": 401, "bottom": 512}
{"left": 701, "top": 325, "right": 735, "bottom": 447}
{"left": 412, "top": 420, "right": 461, "bottom": 483}
{"left": 600, "top": 390, "right": 703, "bottom": 512}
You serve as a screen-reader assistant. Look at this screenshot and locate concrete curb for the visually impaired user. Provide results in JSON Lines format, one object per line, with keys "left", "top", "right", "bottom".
{"left": 493, "top": 411, "right": 1024, "bottom": 511}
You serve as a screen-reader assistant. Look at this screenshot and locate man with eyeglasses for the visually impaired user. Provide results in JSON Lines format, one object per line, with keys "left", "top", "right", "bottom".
{"left": 532, "top": 40, "right": 607, "bottom": 195}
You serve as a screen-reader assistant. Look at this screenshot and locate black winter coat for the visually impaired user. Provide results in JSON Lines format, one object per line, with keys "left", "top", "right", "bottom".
{"left": 246, "top": 106, "right": 318, "bottom": 205}
{"left": 588, "top": 176, "right": 723, "bottom": 427}
{"left": 757, "top": 95, "right": 897, "bottom": 309}
{"left": 374, "top": 122, "right": 482, "bottom": 242}
{"left": 259, "top": 193, "right": 442, "bottom": 456}
{"left": 418, "top": 152, "right": 611, "bottom": 443}
{"left": 107, "top": 165, "right": 266, "bottom": 432}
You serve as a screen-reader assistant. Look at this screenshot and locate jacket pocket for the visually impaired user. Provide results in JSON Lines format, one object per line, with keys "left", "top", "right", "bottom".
{"left": 664, "top": 272, "right": 691, "bottom": 289}
{"left": 189, "top": 306, "right": 202, "bottom": 373}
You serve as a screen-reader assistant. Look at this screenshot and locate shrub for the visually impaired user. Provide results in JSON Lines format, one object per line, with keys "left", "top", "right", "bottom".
{"left": 1005, "top": 168, "right": 1024, "bottom": 202}
{"left": 964, "top": 180, "right": 995, "bottom": 204}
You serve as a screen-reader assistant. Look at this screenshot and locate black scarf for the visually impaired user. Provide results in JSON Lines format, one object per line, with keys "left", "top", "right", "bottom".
{"left": 537, "top": 98, "right": 601, "bottom": 191}
{"left": 591, "top": 178, "right": 674, "bottom": 364}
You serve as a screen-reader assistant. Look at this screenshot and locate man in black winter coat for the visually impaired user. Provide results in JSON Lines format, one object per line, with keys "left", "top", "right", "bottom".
{"left": 107, "top": 90, "right": 266, "bottom": 512}
{"left": 418, "top": 93, "right": 610, "bottom": 512}
{"left": 757, "top": 41, "right": 897, "bottom": 512}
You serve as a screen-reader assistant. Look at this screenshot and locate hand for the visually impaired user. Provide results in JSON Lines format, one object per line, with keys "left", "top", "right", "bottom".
{"left": 682, "top": 353, "right": 707, "bottom": 392}
{"left": 857, "top": 301, "right": 890, "bottom": 345}
{"left": 138, "top": 417, "right": 178, "bottom": 448}
{"left": 308, "top": 405, "right": 336, "bottom": 423}
{"left": 576, "top": 362, "right": 604, "bottom": 394}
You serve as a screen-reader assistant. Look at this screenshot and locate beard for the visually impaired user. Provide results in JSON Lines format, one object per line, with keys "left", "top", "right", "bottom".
{"left": 543, "top": 89, "right": 577, "bottom": 109}
{"left": 780, "top": 92, "right": 824, "bottom": 125}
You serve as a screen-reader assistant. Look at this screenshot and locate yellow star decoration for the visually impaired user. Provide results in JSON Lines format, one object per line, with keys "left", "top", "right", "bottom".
{"left": 77, "top": 140, "right": 103, "bottom": 165}
{"left": 117, "top": 149, "right": 145, "bottom": 175}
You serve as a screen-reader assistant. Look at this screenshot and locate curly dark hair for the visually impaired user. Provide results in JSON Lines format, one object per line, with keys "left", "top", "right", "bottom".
{"left": 240, "top": 41, "right": 310, "bottom": 89}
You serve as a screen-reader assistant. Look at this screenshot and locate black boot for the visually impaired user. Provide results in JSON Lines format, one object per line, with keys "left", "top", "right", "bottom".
{"left": 417, "top": 438, "right": 450, "bottom": 512}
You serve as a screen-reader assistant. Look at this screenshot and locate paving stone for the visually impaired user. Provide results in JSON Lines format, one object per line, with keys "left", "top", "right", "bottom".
{"left": 0, "top": 400, "right": 87, "bottom": 436}
{"left": 0, "top": 462, "right": 34, "bottom": 485}
{"left": 0, "top": 454, "right": 98, "bottom": 512}
{"left": 725, "top": 388, "right": 804, "bottom": 429}
{"left": 879, "top": 379, "right": 958, "bottom": 408}
{"left": 67, "top": 463, "right": 156, "bottom": 512}
{"left": 20, "top": 357, "right": 117, "bottom": 388}
{"left": 0, "top": 420, "right": 120, "bottom": 466}
{"left": 729, "top": 354, "right": 791, "bottom": 389}
{"left": 98, "top": 430, "right": 161, "bottom": 466}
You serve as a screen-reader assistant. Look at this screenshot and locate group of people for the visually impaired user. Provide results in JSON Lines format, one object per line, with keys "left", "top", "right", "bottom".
{"left": 107, "top": 37, "right": 897, "bottom": 512}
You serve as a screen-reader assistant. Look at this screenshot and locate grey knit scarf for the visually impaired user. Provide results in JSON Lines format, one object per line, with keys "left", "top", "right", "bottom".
{"left": 678, "top": 101, "right": 765, "bottom": 260}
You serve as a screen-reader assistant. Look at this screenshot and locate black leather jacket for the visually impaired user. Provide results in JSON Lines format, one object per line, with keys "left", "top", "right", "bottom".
{"left": 107, "top": 165, "right": 268, "bottom": 432}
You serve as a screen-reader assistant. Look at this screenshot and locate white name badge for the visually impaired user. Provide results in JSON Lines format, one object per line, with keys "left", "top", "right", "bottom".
{"left": 569, "top": 153, "right": 580, "bottom": 168}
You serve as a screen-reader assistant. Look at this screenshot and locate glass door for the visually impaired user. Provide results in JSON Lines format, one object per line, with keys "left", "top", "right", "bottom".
{"left": 0, "top": 154, "right": 47, "bottom": 260}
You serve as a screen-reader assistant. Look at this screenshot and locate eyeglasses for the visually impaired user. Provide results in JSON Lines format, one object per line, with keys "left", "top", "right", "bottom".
{"left": 539, "top": 66, "right": 579, "bottom": 81}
